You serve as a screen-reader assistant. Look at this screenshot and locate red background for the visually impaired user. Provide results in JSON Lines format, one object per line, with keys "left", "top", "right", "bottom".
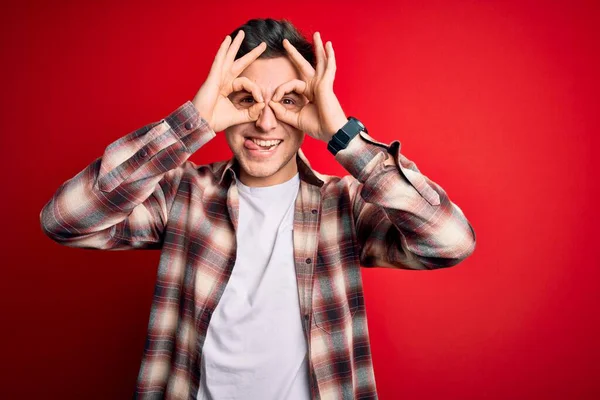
{"left": 1, "top": 0, "right": 598, "bottom": 398}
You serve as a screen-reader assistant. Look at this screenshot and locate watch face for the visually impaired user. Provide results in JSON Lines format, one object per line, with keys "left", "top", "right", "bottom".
{"left": 349, "top": 117, "right": 365, "bottom": 131}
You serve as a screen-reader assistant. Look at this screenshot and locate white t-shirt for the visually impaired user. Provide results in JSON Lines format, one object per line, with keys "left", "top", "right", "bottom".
{"left": 197, "top": 172, "right": 310, "bottom": 400}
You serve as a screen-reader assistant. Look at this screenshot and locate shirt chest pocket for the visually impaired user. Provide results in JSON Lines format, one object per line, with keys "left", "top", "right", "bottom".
{"left": 311, "top": 253, "right": 362, "bottom": 335}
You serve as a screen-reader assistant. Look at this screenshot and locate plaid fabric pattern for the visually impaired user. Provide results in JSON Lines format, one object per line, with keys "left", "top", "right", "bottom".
{"left": 40, "top": 101, "right": 476, "bottom": 399}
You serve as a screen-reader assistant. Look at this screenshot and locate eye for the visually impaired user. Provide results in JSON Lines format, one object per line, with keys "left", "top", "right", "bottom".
{"left": 281, "top": 98, "right": 295, "bottom": 105}
{"left": 240, "top": 96, "right": 256, "bottom": 104}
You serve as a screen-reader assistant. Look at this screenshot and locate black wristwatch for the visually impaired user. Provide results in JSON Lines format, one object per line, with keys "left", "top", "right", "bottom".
{"left": 327, "top": 117, "right": 367, "bottom": 156}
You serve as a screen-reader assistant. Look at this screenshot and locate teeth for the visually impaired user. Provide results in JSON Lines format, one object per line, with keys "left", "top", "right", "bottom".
{"left": 251, "top": 138, "right": 282, "bottom": 147}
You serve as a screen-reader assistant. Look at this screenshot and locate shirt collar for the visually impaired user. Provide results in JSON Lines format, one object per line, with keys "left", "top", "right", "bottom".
{"left": 218, "top": 148, "right": 325, "bottom": 188}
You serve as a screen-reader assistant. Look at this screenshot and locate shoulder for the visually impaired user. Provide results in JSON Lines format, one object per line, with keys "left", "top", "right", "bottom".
{"left": 313, "top": 169, "right": 362, "bottom": 206}
{"left": 168, "top": 159, "right": 231, "bottom": 188}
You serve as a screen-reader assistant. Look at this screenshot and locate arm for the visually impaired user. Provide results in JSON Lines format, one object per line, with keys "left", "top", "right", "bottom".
{"left": 337, "top": 131, "right": 477, "bottom": 270}
{"left": 39, "top": 102, "right": 215, "bottom": 250}
{"left": 269, "top": 33, "right": 475, "bottom": 269}
{"left": 40, "top": 32, "right": 268, "bottom": 251}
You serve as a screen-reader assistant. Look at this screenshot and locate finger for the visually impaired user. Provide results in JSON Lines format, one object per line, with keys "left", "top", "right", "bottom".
{"left": 243, "top": 102, "right": 266, "bottom": 123}
{"left": 324, "top": 41, "right": 337, "bottom": 83}
{"left": 231, "top": 41, "right": 267, "bottom": 77}
{"left": 207, "top": 35, "right": 232, "bottom": 82}
{"left": 223, "top": 30, "right": 245, "bottom": 70}
{"left": 269, "top": 100, "right": 299, "bottom": 127}
{"left": 283, "top": 38, "right": 315, "bottom": 77}
{"left": 228, "top": 102, "right": 265, "bottom": 127}
{"left": 231, "top": 76, "right": 264, "bottom": 102}
{"left": 272, "top": 79, "right": 307, "bottom": 102}
{"left": 313, "top": 32, "right": 327, "bottom": 78}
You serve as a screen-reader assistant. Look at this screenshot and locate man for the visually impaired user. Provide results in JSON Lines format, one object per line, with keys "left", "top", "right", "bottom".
{"left": 40, "top": 18, "right": 476, "bottom": 400}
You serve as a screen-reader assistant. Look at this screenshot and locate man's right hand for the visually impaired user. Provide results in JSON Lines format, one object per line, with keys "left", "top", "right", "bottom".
{"left": 192, "top": 31, "right": 266, "bottom": 132}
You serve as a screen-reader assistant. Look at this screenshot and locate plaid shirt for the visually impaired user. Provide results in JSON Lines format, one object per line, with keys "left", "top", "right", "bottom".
{"left": 40, "top": 101, "right": 476, "bottom": 399}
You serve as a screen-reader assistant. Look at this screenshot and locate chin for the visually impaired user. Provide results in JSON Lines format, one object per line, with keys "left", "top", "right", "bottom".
{"left": 237, "top": 150, "right": 293, "bottom": 178}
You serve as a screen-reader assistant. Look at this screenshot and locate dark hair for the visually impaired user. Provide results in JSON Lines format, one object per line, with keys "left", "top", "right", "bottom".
{"left": 229, "top": 18, "right": 315, "bottom": 68}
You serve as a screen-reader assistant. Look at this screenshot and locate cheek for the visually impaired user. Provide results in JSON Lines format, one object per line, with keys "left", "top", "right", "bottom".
{"left": 224, "top": 127, "right": 243, "bottom": 147}
{"left": 291, "top": 130, "right": 305, "bottom": 146}
{"left": 281, "top": 125, "right": 304, "bottom": 142}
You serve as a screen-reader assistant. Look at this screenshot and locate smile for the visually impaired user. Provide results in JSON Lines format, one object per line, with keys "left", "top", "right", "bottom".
{"left": 250, "top": 138, "right": 282, "bottom": 150}
{"left": 244, "top": 138, "right": 283, "bottom": 156}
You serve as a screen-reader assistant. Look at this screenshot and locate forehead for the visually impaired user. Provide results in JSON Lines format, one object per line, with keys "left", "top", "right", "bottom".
{"left": 238, "top": 56, "right": 301, "bottom": 92}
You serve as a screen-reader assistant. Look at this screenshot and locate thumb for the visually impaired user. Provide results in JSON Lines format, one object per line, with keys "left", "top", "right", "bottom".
{"left": 233, "top": 102, "right": 265, "bottom": 125}
{"left": 246, "top": 102, "right": 266, "bottom": 121}
{"left": 269, "top": 101, "right": 299, "bottom": 128}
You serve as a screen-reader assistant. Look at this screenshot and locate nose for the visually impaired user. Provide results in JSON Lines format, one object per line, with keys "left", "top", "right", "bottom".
{"left": 255, "top": 102, "right": 278, "bottom": 133}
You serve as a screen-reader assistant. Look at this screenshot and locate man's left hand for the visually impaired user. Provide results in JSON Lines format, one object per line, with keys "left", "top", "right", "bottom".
{"left": 268, "top": 32, "right": 348, "bottom": 143}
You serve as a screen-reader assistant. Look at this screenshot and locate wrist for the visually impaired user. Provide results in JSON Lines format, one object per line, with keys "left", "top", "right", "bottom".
{"left": 325, "top": 116, "right": 349, "bottom": 142}
{"left": 191, "top": 104, "right": 213, "bottom": 131}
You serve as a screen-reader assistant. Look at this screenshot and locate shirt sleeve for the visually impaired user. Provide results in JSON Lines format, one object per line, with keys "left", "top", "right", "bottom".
{"left": 335, "top": 131, "right": 477, "bottom": 269}
{"left": 40, "top": 101, "right": 216, "bottom": 250}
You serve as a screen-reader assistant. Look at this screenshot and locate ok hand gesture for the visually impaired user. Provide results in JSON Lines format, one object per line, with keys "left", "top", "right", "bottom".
{"left": 268, "top": 32, "right": 348, "bottom": 142}
{"left": 192, "top": 30, "right": 267, "bottom": 132}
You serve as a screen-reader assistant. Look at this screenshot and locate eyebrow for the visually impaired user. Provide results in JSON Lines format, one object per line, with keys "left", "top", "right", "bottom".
{"left": 282, "top": 91, "right": 302, "bottom": 100}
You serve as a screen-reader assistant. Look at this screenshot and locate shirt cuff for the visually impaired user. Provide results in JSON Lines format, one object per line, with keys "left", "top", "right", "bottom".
{"left": 334, "top": 131, "right": 441, "bottom": 206}
{"left": 333, "top": 131, "right": 390, "bottom": 182}
{"left": 166, "top": 101, "right": 215, "bottom": 154}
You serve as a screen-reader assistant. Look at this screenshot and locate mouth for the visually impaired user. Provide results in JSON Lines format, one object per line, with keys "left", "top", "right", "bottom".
{"left": 243, "top": 137, "right": 283, "bottom": 157}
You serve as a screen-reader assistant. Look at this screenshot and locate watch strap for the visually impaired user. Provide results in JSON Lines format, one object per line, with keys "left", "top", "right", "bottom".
{"left": 327, "top": 117, "right": 366, "bottom": 156}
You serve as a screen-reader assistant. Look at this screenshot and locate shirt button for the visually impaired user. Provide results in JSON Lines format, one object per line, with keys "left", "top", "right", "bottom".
{"left": 311, "top": 209, "right": 317, "bottom": 214}
{"left": 139, "top": 149, "right": 147, "bottom": 157}
{"left": 185, "top": 121, "right": 194, "bottom": 130}
{"left": 305, "top": 258, "right": 312, "bottom": 264}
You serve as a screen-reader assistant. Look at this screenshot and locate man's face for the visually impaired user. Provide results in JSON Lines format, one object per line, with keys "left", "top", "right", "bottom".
{"left": 224, "top": 56, "right": 307, "bottom": 187}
